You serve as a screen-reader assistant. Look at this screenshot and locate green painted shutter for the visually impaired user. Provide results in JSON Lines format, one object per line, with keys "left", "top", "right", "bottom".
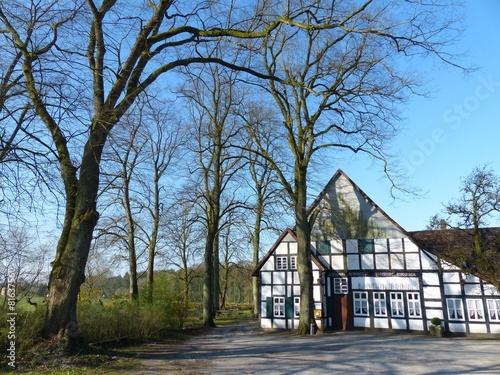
{"left": 285, "top": 297, "right": 294, "bottom": 318}
{"left": 266, "top": 297, "right": 273, "bottom": 318}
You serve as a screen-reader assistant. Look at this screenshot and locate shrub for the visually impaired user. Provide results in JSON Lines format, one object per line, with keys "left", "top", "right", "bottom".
{"left": 430, "top": 317, "right": 442, "bottom": 326}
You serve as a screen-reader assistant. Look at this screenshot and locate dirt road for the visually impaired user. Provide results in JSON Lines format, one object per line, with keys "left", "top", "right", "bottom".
{"left": 125, "top": 321, "right": 500, "bottom": 374}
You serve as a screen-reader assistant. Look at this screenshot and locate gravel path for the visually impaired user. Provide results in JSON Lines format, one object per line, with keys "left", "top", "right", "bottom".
{"left": 124, "top": 321, "right": 500, "bottom": 374}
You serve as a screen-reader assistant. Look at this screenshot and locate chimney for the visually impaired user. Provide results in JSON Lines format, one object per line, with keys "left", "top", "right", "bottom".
{"left": 440, "top": 219, "right": 447, "bottom": 231}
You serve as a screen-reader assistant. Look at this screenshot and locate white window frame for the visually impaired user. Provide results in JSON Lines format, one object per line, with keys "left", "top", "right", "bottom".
{"left": 466, "top": 299, "right": 485, "bottom": 321}
{"left": 390, "top": 292, "right": 405, "bottom": 317}
{"left": 487, "top": 299, "right": 500, "bottom": 321}
{"left": 334, "top": 277, "right": 348, "bottom": 294}
{"left": 290, "top": 256, "right": 297, "bottom": 270}
{"left": 373, "top": 292, "right": 387, "bottom": 317}
{"left": 276, "top": 256, "right": 288, "bottom": 270}
{"left": 354, "top": 292, "right": 369, "bottom": 316}
{"left": 447, "top": 298, "right": 465, "bottom": 321}
{"left": 274, "top": 297, "right": 285, "bottom": 317}
{"left": 294, "top": 297, "right": 300, "bottom": 317}
{"left": 407, "top": 292, "right": 422, "bottom": 318}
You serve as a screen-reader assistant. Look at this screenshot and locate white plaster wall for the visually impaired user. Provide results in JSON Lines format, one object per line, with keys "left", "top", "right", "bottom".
{"left": 261, "top": 318, "right": 272, "bottom": 328}
{"left": 331, "top": 239, "right": 343, "bottom": 254}
{"left": 444, "top": 283, "right": 462, "bottom": 295}
{"left": 374, "top": 238, "right": 388, "bottom": 252}
{"left": 389, "top": 239, "right": 403, "bottom": 252}
{"left": 409, "top": 320, "right": 424, "bottom": 331}
{"left": 442, "top": 272, "right": 460, "bottom": 283}
{"left": 469, "top": 324, "right": 488, "bottom": 334}
{"left": 448, "top": 323, "right": 467, "bottom": 333}
{"left": 293, "top": 286, "right": 300, "bottom": 295}
{"left": 490, "top": 324, "right": 500, "bottom": 334}
{"left": 423, "top": 286, "right": 442, "bottom": 299}
{"left": 465, "top": 274, "right": 480, "bottom": 283}
{"left": 405, "top": 253, "right": 421, "bottom": 270}
{"left": 426, "top": 309, "right": 444, "bottom": 320}
{"left": 375, "top": 254, "right": 389, "bottom": 269}
{"left": 464, "top": 284, "right": 482, "bottom": 296}
{"left": 347, "top": 254, "right": 360, "bottom": 269}
{"left": 484, "top": 284, "right": 500, "bottom": 296}
{"left": 420, "top": 252, "right": 438, "bottom": 270}
{"left": 272, "top": 285, "right": 285, "bottom": 295}
{"left": 354, "top": 317, "right": 370, "bottom": 328}
{"left": 422, "top": 272, "right": 440, "bottom": 286}
{"left": 391, "top": 319, "right": 407, "bottom": 330}
{"left": 293, "top": 272, "right": 300, "bottom": 284}
{"left": 424, "top": 301, "right": 443, "bottom": 308}
{"left": 403, "top": 239, "right": 419, "bottom": 253}
{"left": 262, "top": 257, "right": 274, "bottom": 271}
{"left": 273, "top": 319, "right": 286, "bottom": 329}
{"left": 390, "top": 253, "right": 404, "bottom": 269}
{"left": 289, "top": 242, "right": 297, "bottom": 254}
{"left": 273, "top": 272, "right": 286, "bottom": 285}
{"left": 346, "top": 239, "right": 358, "bottom": 253}
{"left": 331, "top": 255, "right": 345, "bottom": 270}
{"left": 261, "top": 272, "right": 272, "bottom": 285}
{"left": 275, "top": 243, "right": 288, "bottom": 255}
{"left": 361, "top": 254, "right": 374, "bottom": 270}
{"left": 374, "top": 319, "right": 389, "bottom": 328}
{"left": 262, "top": 285, "right": 271, "bottom": 298}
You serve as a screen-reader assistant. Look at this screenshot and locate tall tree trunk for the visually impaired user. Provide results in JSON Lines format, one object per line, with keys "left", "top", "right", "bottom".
{"left": 213, "top": 232, "right": 220, "bottom": 313}
{"left": 295, "top": 166, "right": 316, "bottom": 335}
{"left": 146, "top": 179, "right": 161, "bottom": 302}
{"left": 203, "top": 225, "right": 217, "bottom": 327}
{"left": 43, "top": 130, "right": 105, "bottom": 348}
{"left": 124, "top": 178, "right": 138, "bottom": 300}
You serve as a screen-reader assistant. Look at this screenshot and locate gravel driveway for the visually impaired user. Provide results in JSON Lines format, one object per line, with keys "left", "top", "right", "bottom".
{"left": 129, "top": 321, "right": 500, "bottom": 374}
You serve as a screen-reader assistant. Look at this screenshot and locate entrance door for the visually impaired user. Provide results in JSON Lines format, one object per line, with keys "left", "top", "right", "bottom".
{"left": 328, "top": 277, "right": 350, "bottom": 330}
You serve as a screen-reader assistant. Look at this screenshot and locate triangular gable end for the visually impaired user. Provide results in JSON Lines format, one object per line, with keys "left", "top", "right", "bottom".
{"left": 308, "top": 169, "right": 408, "bottom": 240}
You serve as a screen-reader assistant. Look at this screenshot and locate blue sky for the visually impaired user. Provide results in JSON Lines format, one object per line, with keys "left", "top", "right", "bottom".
{"left": 315, "top": 0, "right": 500, "bottom": 232}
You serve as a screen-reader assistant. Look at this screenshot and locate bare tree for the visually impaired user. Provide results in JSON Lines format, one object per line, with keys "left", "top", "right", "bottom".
{"left": 0, "top": 0, "right": 309, "bottom": 347}
{"left": 246, "top": 0, "right": 466, "bottom": 334}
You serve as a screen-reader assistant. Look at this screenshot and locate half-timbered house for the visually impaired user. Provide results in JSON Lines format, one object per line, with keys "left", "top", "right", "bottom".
{"left": 251, "top": 169, "right": 500, "bottom": 335}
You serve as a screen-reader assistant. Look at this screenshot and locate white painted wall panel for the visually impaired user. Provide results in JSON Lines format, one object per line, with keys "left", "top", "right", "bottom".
{"left": 424, "top": 301, "right": 443, "bottom": 308}
{"left": 425, "top": 309, "right": 444, "bottom": 320}
{"left": 293, "top": 286, "right": 300, "bottom": 295}
{"left": 273, "top": 319, "right": 286, "bottom": 329}
{"left": 374, "top": 238, "right": 388, "bottom": 252}
{"left": 331, "top": 239, "right": 343, "bottom": 254}
{"left": 261, "top": 318, "right": 272, "bottom": 328}
{"left": 405, "top": 253, "right": 421, "bottom": 270}
{"left": 289, "top": 242, "right": 297, "bottom": 254}
{"left": 420, "top": 252, "right": 438, "bottom": 270}
{"left": 346, "top": 239, "right": 358, "bottom": 253}
{"left": 374, "top": 319, "right": 389, "bottom": 328}
{"left": 273, "top": 272, "right": 286, "bottom": 285}
{"left": 262, "top": 257, "right": 274, "bottom": 271}
{"left": 261, "top": 272, "right": 272, "bottom": 285}
{"left": 361, "top": 254, "right": 374, "bottom": 270}
{"left": 347, "top": 254, "right": 360, "bottom": 270}
{"left": 354, "top": 317, "right": 371, "bottom": 328}
{"left": 469, "top": 324, "right": 488, "bottom": 333}
{"left": 464, "top": 284, "right": 482, "bottom": 296}
{"left": 262, "top": 285, "right": 271, "bottom": 297}
{"left": 465, "top": 274, "right": 480, "bottom": 283}
{"left": 391, "top": 319, "right": 407, "bottom": 330}
{"left": 422, "top": 272, "right": 440, "bottom": 286}
{"left": 423, "top": 286, "right": 442, "bottom": 299}
{"left": 375, "top": 254, "right": 389, "bottom": 269}
{"left": 442, "top": 272, "right": 460, "bottom": 283}
{"left": 276, "top": 243, "right": 288, "bottom": 255}
{"left": 444, "top": 283, "right": 462, "bottom": 295}
{"left": 389, "top": 239, "right": 403, "bottom": 252}
{"left": 272, "top": 285, "right": 285, "bottom": 295}
{"left": 409, "top": 320, "right": 424, "bottom": 331}
{"left": 448, "top": 323, "right": 467, "bottom": 333}
{"left": 390, "top": 253, "right": 404, "bottom": 269}
{"left": 403, "top": 239, "right": 419, "bottom": 253}
{"left": 293, "top": 272, "right": 300, "bottom": 284}
{"left": 331, "top": 255, "right": 345, "bottom": 270}
{"left": 484, "top": 284, "right": 500, "bottom": 296}
{"left": 490, "top": 324, "right": 500, "bottom": 334}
